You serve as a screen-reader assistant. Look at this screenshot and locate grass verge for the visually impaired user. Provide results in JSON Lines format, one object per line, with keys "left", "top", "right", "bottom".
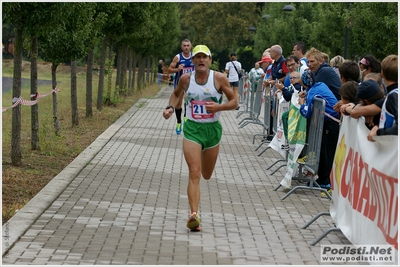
{"left": 2, "top": 60, "right": 164, "bottom": 223}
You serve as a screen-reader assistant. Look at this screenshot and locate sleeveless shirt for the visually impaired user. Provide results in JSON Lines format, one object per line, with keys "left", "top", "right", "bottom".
{"left": 379, "top": 88, "right": 398, "bottom": 128}
{"left": 185, "top": 70, "right": 223, "bottom": 123}
{"left": 173, "top": 52, "right": 194, "bottom": 88}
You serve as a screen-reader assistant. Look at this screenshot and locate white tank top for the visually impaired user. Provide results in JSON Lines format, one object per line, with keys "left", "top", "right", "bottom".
{"left": 185, "top": 70, "right": 223, "bottom": 123}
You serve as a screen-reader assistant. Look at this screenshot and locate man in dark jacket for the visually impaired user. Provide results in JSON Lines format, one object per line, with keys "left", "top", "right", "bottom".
{"left": 306, "top": 47, "right": 342, "bottom": 101}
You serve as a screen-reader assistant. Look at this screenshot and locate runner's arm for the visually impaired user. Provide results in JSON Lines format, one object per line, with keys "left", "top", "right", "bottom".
{"left": 213, "top": 72, "right": 237, "bottom": 111}
{"left": 168, "top": 55, "right": 180, "bottom": 73}
{"left": 163, "top": 74, "right": 189, "bottom": 119}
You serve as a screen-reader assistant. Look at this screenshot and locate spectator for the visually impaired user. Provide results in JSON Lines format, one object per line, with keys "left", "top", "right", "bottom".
{"left": 364, "top": 72, "right": 385, "bottom": 94}
{"left": 264, "top": 45, "right": 289, "bottom": 141}
{"left": 157, "top": 59, "right": 164, "bottom": 85}
{"left": 333, "top": 60, "right": 362, "bottom": 113}
{"left": 359, "top": 55, "right": 382, "bottom": 80}
{"left": 265, "top": 44, "right": 289, "bottom": 86}
{"left": 257, "top": 55, "right": 273, "bottom": 78}
{"left": 298, "top": 70, "right": 340, "bottom": 192}
{"left": 341, "top": 80, "right": 384, "bottom": 129}
{"left": 283, "top": 55, "right": 308, "bottom": 87}
{"left": 339, "top": 80, "right": 358, "bottom": 106}
{"left": 338, "top": 60, "right": 361, "bottom": 84}
{"left": 293, "top": 41, "right": 308, "bottom": 66}
{"left": 263, "top": 48, "right": 271, "bottom": 58}
{"left": 275, "top": 71, "right": 303, "bottom": 146}
{"left": 330, "top": 55, "right": 345, "bottom": 79}
{"left": 306, "top": 47, "right": 342, "bottom": 101}
{"left": 257, "top": 55, "right": 274, "bottom": 141}
{"left": 248, "top": 62, "right": 265, "bottom": 90}
{"left": 367, "top": 54, "right": 398, "bottom": 140}
{"left": 225, "top": 52, "right": 242, "bottom": 109}
{"left": 322, "top": 52, "right": 330, "bottom": 64}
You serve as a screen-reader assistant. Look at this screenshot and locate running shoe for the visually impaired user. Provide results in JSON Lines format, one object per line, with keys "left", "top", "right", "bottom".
{"left": 176, "top": 123, "right": 182, "bottom": 135}
{"left": 184, "top": 116, "right": 188, "bottom": 122}
{"left": 186, "top": 212, "right": 200, "bottom": 230}
{"left": 190, "top": 226, "right": 201, "bottom": 232}
{"left": 321, "top": 188, "right": 333, "bottom": 198}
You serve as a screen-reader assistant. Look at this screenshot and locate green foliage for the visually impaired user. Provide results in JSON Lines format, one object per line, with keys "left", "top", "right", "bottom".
{"left": 209, "top": 60, "right": 220, "bottom": 72}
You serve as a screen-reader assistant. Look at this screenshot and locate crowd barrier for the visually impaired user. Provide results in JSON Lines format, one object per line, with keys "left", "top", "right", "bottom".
{"left": 275, "top": 97, "right": 331, "bottom": 200}
{"left": 238, "top": 79, "right": 264, "bottom": 129}
{"left": 255, "top": 92, "right": 289, "bottom": 174}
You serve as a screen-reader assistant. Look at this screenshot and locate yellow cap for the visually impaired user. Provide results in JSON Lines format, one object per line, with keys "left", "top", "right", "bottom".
{"left": 192, "top": 45, "right": 211, "bottom": 58}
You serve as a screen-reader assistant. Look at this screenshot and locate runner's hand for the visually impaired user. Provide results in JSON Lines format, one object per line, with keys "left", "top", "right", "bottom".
{"left": 163, "top": 108, "right": 174, "bottom": 119}
{"left": 205, "top": 102, "right": 219, "bottom": 113}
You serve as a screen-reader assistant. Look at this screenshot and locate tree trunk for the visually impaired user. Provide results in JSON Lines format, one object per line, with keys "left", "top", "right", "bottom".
{"left": 127, "top": 49, "right": 133, "bottom": 95}
{"left": 104, "top": 44, "right": 114, "bottom": 106}
{"left": 71, "top": 60, "right": 78, "bottom": 126}
{"left": 97, "top": 37, "right": 107, "bottom": 111}
{"left": 11, "top": 27, "right": 23, "bottom": 166}
{"left": 30, "top": 35, "right": 40, "bottom": 150}
{"left": 153, "top": 57, "right": 158, "bottom": 84}
{"left": 137, "top": 54, "right": 146, "bottom": 91}
{"left": 115, "top": 45, "right": 122, "bottom": 95}
{"left": 51, "top": 63, "right": 60, "bottom": 135}
{"left": 121, "top": 44, "right": 128, "bottom": 96}
{"left": 146, "top": 56, "right": 151, "bottom": 86}
{"left": 132, "top": 52, "right": 138, "bottom": 93}
{"left": 86, "top": 49, "right": 93, "bottom": 117}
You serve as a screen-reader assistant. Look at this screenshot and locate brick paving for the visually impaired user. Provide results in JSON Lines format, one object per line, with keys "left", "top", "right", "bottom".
{"left": 2, "top": 86, "right": 356, "bottom": 265}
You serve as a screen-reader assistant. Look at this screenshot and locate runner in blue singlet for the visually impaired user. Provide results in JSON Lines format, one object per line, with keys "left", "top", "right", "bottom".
{"left": 168, "top": 39, "right": 195, "bottom": 135}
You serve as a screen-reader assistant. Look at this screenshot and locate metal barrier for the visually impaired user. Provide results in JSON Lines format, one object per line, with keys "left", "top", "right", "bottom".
{"left": 236, "top": 75, "right": 250, "bottom": 118}
{"left": 274, "top": 97, "right": 332, "bottom": 200}
{"left": 252, "top": 84, "right": 272, "bottom": 144}
{"left": 238, "top": 80, "right": 265, "bottom": 129}
{"left": 254, "top": 94, "right": 289, "bottom": 174}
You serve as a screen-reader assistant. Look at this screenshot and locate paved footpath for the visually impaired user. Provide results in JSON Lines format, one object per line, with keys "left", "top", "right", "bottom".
{"left": 2, "top": 86, "right": 355, "bottom": 265}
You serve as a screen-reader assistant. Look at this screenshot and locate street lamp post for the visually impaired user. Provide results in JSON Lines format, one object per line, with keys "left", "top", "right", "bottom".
{"left": 344, "top": 2, "right": 351, "bottom": 59}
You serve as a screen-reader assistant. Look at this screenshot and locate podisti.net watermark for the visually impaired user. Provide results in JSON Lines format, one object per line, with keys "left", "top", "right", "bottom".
{"left": 321, "top": 245, "right": 395, "bottom": 263}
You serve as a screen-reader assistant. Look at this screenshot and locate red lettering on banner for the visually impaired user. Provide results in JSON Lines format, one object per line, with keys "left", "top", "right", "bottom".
{"left": 340, "top": 146, "right": 398, "bottom": 249}
{"left": 355, "top": 158, "right": 369, "bottom": 214}
{"left": 340, "top": 148, "right": 353, "bottom": 198}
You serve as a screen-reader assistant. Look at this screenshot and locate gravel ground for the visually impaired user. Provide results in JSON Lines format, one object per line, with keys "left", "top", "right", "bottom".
{"left": 2, "top": 77, "right": 53, "bottom": 93}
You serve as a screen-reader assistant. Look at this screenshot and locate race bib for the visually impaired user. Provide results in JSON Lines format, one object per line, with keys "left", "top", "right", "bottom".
{"left": 191, "top": 100, "right": 214, "bottom": 119}
{"left": 182, "top": 66, "right": 194, "bottom": 74}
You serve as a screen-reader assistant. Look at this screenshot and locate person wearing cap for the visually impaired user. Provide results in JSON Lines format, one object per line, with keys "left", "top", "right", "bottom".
{"left": 298, "top": 69, "right": 340, "bottom": 192}
{"left": 344, "top": 55, "right": 398, "bottom": 139}
{"left": 258, "top": 55, "right": 273, "bottom": 78}
{"left": 168, "top": 39, "right": 195, "bottom": 135}
{"left": 342, "top": 79, "right": 384, "bottom": 129}
{"left": 163, "top": 45, "right": 237, "bottom": 231}
{"left": 224, "top": 52, "right": 242, "bottom": 109}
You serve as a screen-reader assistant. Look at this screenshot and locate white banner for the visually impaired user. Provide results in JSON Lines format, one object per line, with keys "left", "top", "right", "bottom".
{"left": 280, "top": 90, "right": 307, "bottom": 189}
{"left": 330, "top": 116, "right": 398, "bottom": 264}
{"left": 268, "top": 95, "right": 289, "bottom": 158}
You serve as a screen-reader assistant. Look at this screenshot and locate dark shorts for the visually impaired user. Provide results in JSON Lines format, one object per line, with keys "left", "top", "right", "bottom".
{"left": 183, "top": 120, "right": 222, "bottom": 151}
{"left": 229, "top": 81, "right": 239, "bottom": 88}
